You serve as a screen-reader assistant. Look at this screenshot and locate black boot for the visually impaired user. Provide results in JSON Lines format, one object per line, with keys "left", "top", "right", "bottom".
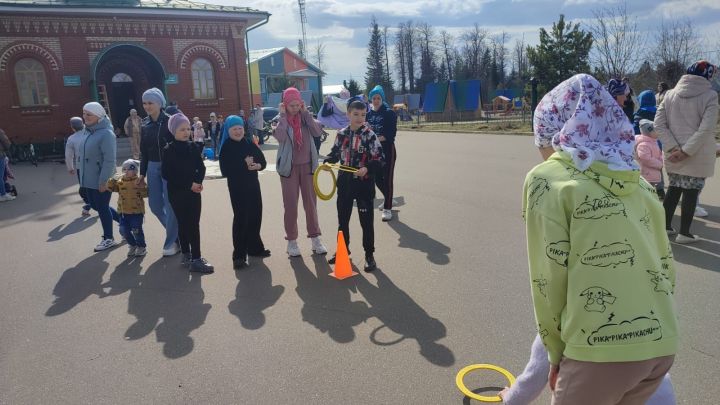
{"left": 364, "top": 254, "right": 377, "bottom": 272}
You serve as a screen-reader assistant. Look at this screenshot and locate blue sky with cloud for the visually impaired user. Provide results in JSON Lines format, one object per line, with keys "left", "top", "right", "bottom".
{"left": 212, "top": 0, "right": 720, "bottom": 85}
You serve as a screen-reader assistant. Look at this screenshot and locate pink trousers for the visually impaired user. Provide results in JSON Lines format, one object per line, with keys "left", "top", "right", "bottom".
{"left": 280, "top": 163, "right": 321, "bottom": 240}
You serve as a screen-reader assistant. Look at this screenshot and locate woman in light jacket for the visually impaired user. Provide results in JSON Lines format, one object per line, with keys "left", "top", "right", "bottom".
{"left": 655, "top": 61, "right": 719, "bottom": 243}
{"left": 273, "top": 87, "right": 327, "bottom": 257}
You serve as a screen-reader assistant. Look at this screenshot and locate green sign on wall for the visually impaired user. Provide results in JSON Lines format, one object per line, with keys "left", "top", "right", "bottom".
{"left": 165, "top": 74, "right": 178, "bottom": 85}
{"left": 63, "top": 75, "right": 81, "bottom": 87}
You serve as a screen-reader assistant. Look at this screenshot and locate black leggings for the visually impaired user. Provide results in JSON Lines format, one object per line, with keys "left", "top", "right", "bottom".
{"left": 375, "top": 141, "right": 397, "bottom": 210}
{"left": 228, "top": 180, "right": 265, "bottom": 259}
{"left": 168, "top": 189, "right": 202, "bottom": 259}
{"left": 663, "top": 186, "right": 700, "bottom": 236}
{"left": 337, "top": 174, "right": 375, "bottom": 255}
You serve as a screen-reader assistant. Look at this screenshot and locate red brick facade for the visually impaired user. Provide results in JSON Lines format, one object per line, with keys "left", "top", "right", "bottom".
{"left": 0, "top": 7, "right": 266, "bottom": 143}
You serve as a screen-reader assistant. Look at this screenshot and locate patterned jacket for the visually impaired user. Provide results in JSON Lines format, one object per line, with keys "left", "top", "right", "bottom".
{"left": 325, "top": 124, "right": 384, "bottom": 180}
{"left": 107, "top": 175, "right": 147, "bottom": 214}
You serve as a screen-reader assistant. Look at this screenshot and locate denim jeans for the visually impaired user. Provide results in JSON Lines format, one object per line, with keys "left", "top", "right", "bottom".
{"left": 120, "top": 213, "right": 146, "bottom": 247}
{"left": 84, "top": 188, "right": 119, "bottom": 240}
{"left": 146, "top": 161, "right": 178, "bottom": 249}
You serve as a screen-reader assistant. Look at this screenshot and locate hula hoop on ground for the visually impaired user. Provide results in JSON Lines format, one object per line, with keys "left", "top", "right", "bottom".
{"left": 313, "top": 163, "right": 358, "bottom": 201}
{"left": 455, "top": 364, "right": 516, "bottom": 402}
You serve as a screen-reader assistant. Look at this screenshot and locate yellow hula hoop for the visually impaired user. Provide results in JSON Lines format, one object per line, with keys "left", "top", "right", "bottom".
{"left": 313, "top": 163, "right": 358, "bottom": 201}
{"left": 455, "top": 364, "right": 516, "bottom": 402}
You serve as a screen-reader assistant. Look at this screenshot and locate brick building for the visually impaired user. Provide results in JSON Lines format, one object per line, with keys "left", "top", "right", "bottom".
{"left": 0, "top": 0, "right": 269, "bottom": 144}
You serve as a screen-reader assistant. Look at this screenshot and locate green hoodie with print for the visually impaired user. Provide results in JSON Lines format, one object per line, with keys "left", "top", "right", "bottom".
{"left": 523, "top": 152, "right": 679, "bottom": 365}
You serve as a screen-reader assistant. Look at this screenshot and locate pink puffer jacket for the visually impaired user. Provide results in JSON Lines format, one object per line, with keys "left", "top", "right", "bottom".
{"left": 635, "top": 134, "right": 663, "bottom": 183}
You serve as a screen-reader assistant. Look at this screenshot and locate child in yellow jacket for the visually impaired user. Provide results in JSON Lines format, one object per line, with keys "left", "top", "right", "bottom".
{"left": 107, "top": 159, "right": 148, "bottom": 257}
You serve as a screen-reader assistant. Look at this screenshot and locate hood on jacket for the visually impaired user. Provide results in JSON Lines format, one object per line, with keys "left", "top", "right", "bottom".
{"left": 674, "top": 74, "right": 713, "bottom": 98}
{"left": 553, "top": 152, "right": 640, "bottom": 197}
{"left": 86, "top": 116, "right": 112, "bottom": 133}
{"left": 637, "top": 90, "right": 657, "bottom": 111}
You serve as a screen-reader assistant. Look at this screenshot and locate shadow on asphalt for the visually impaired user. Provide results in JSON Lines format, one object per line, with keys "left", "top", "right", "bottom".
{"left": 670, "top": 204, "right": 720, "bottom": 273}
{"left": 291, "top": 255, "right": 369, "bottom": 344}
{"left": 290, "top": 255, "right": 455, "bottom": 366}
{"left": 228, "top": 260, "right": 285, "bottom": 330}
{"left": 386, "top": 212, "right": 451, "bottom": 265}
{"left": 47, "top": 215, "right": 98, "bottom": 242}
{"left": 356, "top": 270, "right": 455, "bottom": 367}
{"left": 46, "top": 249, "right": 112, "bottom": 317}
{"left": 121, "top": 257, "right": 211, "bottom": 359}
{"left": 461, "top": 387, "right": 505, "bottom": 405}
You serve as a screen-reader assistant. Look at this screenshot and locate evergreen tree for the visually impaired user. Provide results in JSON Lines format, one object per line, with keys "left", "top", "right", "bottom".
{"left": 344, "top": 79, "right": 361, "bottom": 96}
{"left": 365, "top": 16, "right": 393, "bottom": 95}
{"left": 527, "top": 14, "right": 593, "bottom": 93}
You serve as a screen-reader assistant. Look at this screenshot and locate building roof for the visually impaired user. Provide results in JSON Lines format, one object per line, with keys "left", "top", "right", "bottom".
{"left": 248, "top": 47, "right": 324, "bottom": 76}
{"left": 0, "top": 0, "right": 269, "bottom": 17}
{"left": 248, "top": 47, "right": 284, "bottom": 64}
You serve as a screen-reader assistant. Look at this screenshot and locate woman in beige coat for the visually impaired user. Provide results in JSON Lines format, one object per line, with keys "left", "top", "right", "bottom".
{"left": 124, "top": 109, "right": 142, "bottom": 159}
{"left": 655, "top": 61, "right": 719, "bottom": 243}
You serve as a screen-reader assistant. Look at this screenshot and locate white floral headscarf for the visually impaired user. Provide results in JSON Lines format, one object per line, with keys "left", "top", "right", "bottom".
{"left": 533, "top": 74, "right": 638, "bottom": 171}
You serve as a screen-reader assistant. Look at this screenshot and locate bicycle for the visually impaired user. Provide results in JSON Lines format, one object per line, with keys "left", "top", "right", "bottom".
{"left": 8, "top": 142, "right": 38, "bottom": 166}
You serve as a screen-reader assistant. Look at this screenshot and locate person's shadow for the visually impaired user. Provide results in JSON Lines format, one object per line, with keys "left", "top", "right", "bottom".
{"left": 291, "top": 255, "right": 370, "bottom": 343}
{"left": 356, "top": 270, "right": 455, "bottom": 367}
{"left": 387, "top": 212, "right": 451, "bottom": 265}
{"left": 228, "top": 261, "right": 285, "bottom": 330}
{"left": 124, "top": 258, "right": 211, "bottom": 359}
{"left": 46, "top": 250, "right": 111, "bottom": 317}
{"left": 47, "top": 216, "right": 98, "bottom": 242}
{"left": 99, "top": 253, "right": 146, "bottom": 297}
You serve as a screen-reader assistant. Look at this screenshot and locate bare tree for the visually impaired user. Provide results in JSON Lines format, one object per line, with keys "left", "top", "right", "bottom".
{"left": 395, "top": 22, "right": 408, "bottom": 93}
{"left": 404, "top": 20, "right": 417, "bottom": 92}
{"left": 491, "top": 32, "right": 509, "bottom": 85}
{"left": 382, "top": 26, "right": 391, "bottom": 86}
{"left": 460, "top": 23, "right": 487, "bottom": 79}
{"left": 416, "top": 22, "right": 437, "bottom": 92}
{"left": 655, "top": 19, "right": 702, "bottom": 85}
{"left": 587, "top": 2, "right": 646, "bottom": 80}
{"left": 513, "top": 36, "right": 529, "bottom": 80}
{"left": 311, "top": 40, "right": 326, "bottom": 71}
{"left": 439, "top": 30, "right": 454, "bottom": 81}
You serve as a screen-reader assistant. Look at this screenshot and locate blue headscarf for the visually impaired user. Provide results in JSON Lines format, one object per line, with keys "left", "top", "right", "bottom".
{"left": 368, "top": 85, "right": 386, "bottom": 103}
{"left": 606, "top": 78, "right": 629, "bottom": 97}
{"left": 636, "top": 90, "right": 656, "bottom": 113}
{"left": 218, "top": 115, "right": 246, "bottom": 154}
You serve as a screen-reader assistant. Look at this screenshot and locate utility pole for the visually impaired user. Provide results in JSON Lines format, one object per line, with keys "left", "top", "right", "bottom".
{"left": 297, "top": 0, "right": 308, "bottom": 59}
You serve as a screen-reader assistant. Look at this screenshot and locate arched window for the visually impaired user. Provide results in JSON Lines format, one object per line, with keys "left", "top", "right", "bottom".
{"left": 191, "top": 58, "right": 215, "bottom": 99}
{"left": 15, "top": 58, "right": 49, "bottom": 106}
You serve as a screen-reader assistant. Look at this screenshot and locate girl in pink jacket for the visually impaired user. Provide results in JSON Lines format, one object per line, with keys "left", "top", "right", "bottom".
{"left": 635, "top": 119, "right": 664, "bottom": 193}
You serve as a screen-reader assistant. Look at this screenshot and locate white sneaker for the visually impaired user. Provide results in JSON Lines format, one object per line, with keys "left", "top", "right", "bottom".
{"left": 134, "top": 247, "right": 147, "bottom": 257}
{"left": 695, "top": 206, "right": 708, "bottom": 217}
{"left": 127, "top": 246, "right": 137, "bottom": 257}
{"left": 311, "top": 237, "right": 328, "bottom": 255}
{"left": 382, "top": 209, "right": 393, "bottom": 222}
{"left": 287, "top": 240, "right": 301, "bottom": 257}
{"left": 0, "top": 194, "right": 16, "bottom": 202}
{"left": 162, "top": 243, "right": 180, "bottom": 256}
{"left": 94, "top": 238, "right": 117, "bottom": 252}
{"left": 675, "top": 234, "right": 699, "bottom": 244}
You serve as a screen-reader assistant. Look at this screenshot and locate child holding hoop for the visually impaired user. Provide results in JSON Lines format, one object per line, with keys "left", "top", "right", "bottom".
{"left": 324, "top": 100, "right": 384, "bottom": 272}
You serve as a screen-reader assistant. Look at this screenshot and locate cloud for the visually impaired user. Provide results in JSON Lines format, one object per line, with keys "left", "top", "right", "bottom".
{"left": 564, "top": 0, "right": 618, "bottom": 4}
{"left": 654, "top": 0, "right": 720, "bottom": 18}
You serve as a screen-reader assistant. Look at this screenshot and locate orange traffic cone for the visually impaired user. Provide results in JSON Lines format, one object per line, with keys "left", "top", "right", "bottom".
{"left": 329, "top": 231, "right": 357, "bottom": 280}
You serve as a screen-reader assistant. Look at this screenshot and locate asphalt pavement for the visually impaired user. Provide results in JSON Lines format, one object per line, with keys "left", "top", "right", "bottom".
{"left": 0, "top": 131, "right": 718, "bottom": 404}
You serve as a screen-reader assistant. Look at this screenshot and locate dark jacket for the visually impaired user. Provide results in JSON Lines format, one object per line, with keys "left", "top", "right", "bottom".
{"left": 140, "top": 111, "right": 174, "bottom": 176}
{"left": 219, "top": 138, "right": 267, "bottom": 183}
{"left": 161, "top": 141, "right": 206, "bottom": 192}
{"left": 0, "top": 128, "right": 10, "bottom": 159}
{"left": 366, "top": 104, "right": 398, "bottom": 143}
{"left": 633, "top": 90, "right": 657, "bottom": 134}
{"left": 325, "top": 124, "right": 384, "bottom": 181}
{"left": 205, "top": 121, "right": 223, "bottom": 139}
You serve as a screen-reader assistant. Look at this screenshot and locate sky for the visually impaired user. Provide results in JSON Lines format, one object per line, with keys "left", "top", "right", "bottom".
{"left": 211, "top": 0, "right": 720, "bottom": 86}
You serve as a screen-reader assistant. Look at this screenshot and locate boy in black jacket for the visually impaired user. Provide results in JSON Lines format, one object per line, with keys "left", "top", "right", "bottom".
{"left": 219, "top": 115, "right": 270, "bottom": 270}
{"left": 325, "top": 100, "right": 384, "bottom": 272}
{"left": 162, "top": 113, "right": 213, "bottom": 274}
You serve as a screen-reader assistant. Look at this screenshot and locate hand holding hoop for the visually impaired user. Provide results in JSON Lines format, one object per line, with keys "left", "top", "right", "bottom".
{"left": 313, "top": 163, "right": 359, "bottom": 201}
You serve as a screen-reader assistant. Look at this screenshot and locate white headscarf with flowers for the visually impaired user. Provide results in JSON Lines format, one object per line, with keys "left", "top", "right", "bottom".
{"left": 533, "top": 74, "right": 638, "bottom": 171}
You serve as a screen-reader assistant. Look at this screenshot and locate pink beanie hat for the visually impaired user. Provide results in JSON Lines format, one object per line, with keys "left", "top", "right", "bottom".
{"left": 283, "top": 87, "right": 302, "bottom": 104}
{"left": 168, "top": 113, "right": 190, "bottom": 135}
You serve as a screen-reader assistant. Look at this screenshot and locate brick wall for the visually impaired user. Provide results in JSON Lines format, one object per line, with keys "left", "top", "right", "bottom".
{"left": 0, "top": 13, "right": 252, "bottom": 144}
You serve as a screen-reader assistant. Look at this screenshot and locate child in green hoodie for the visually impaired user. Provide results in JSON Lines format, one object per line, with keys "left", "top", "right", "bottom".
{"left": 523, "top": 74, "right": 678, "bottom": 405}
